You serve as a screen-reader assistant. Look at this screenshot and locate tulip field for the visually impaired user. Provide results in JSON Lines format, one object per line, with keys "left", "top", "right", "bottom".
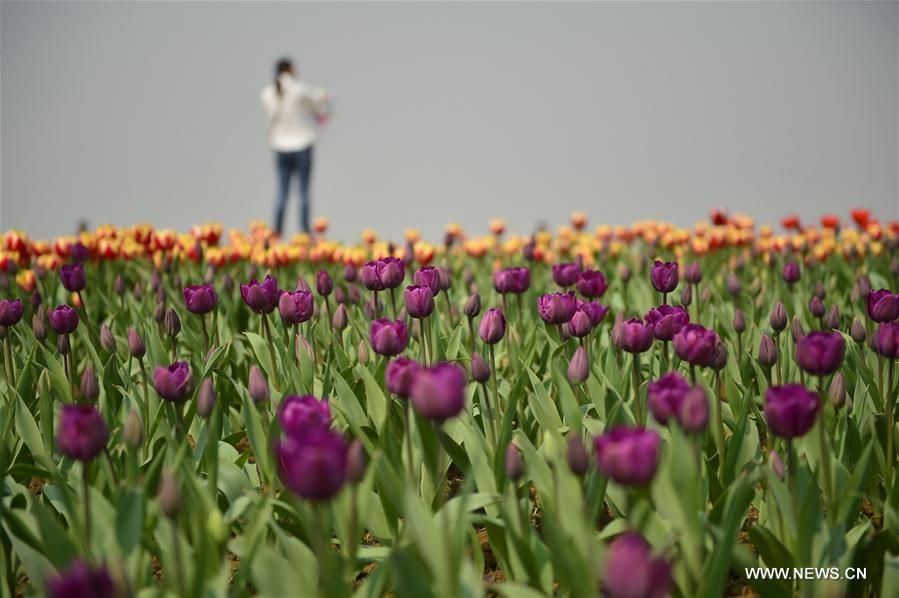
{"left": 2, "top": 210, "right": 899, "bottom": 597}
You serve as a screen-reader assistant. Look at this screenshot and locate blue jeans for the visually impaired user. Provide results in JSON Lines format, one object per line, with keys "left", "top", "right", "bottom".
{"left": 273, "top": 147, "right": 313, "bottom": 235}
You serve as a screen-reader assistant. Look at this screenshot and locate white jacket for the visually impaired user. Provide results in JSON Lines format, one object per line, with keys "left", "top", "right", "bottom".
{"left": 260, "top": 74, "right": 329, "bottom": 152}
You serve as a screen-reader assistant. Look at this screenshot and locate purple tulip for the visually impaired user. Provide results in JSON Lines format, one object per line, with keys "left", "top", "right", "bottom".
{"left": 677, "top": 386, "right": 709, "bottom": 433}
{"left": 59, "top": 262, "right": 86, "bottom": 292}
{"left": 873, "top": 322, "right": 899, "bottom": 359}
{"left": 594, "top": 427, "right": 660, "bottom": 486}
{"left": 493, "top": 267, "right": 530, "bottom": 294}
{"left": 369, "top": 319, "right": 409, "bottom": 356}
{"left": 316, "top": 270, "right": 333, "bottom": 297}
{"left": 647, "top": 372, "right": 690, "bottom": 425}
{"left": 410, "top": 362, "right": 466, "bottom": 422}
{"left": 505, "top": 443, "right": 524, "bottom": 481}
{"left": 567, "top": 345, "right": 589, "bottom": 383}
{"left": 579, "top": 300, "right": 609, "bottom": 327}
{"left": 684, "top": 262, "right": 702, "bottom": 284}
{"left": 361, "top": 261, "right": 385, "bottom": 291}
{"left": 344, "top": 263, "right": 357, "bottom": 283}
{"left": 240, "top": 275, "right": 279, "bottom": 314}
{"left": 57, "top": 404, "right": 108, "bottom": 462}
{"left": 782, "top": 261, "right": 801, "bottom": 284}
{"left": 403, "top": 285, "right": 435, "bottom": 319}
{"left": 808, "top": 296, "right": 825, "bottom": 319}
{"left": 436, "top": 265, "right": 452, "bottom": 291}
{"left": 602, "top": 532, "right": 672, "bottom": 598}
{"left": 795, "top": 331, "right": 845, "bottom": 376}
{"left": 478, "top": 308, "right": 506, "bottom": 344}
{"left": 650, "top": 260, "right": 678, "bottom": 294}
{"left": 613, "top": 318, "right": 655, "bottom": 354}
{"left": 0, "top": 299, "right": 23, "bottom": 326}
{"left": 464, "top": 293, "right": 481, "bottom": 319}
{"left": 758, "top": 333, "right": 778, "bottom": 367}
{"left": 386, "top": 357, "right": 419, "bottom": 399}
{"left": 644, "top": 304, "right": 689, "bottom": 341}
{"left": 276, "top": 428, "right": 348, "bottom": 500}
{"left": 278, "top": 289, "right": 314, "bottom": 324}
{"left": 575, "top": 270, "right": 608, "bottom": 298}
{"left": 248, "top": 366, "right": 269, "bottom": 403}
{"left": 49, "top": 304, "right": 79, "bottom": 335}
{"left": 127, "top": 328, "right": 146, "bottom": 358}
{"left": 278, "top": 395, "right": 332, "bottom": 437}
{"left": 552, "top": 262, "right": 580, "bottom": 287}
{"left": 673, "top": 324, "right": 720, "bottom": 367}
{"left": 413, "top": 266, "right": 441, "bottom": 296}
{"left": 153, "top": 361, "right": 192, "bottom": 402}
{"left": 868, "top": 289, "right": 899, "bottom": 322}
{"left": 471, "top": 353, "right": 490, "bottom": 383}
{"left": 182, "top": 283, "right": 218, "bottom": 314}
{"left": 47, "top": 560, "right": 116, "bottom": 598}
{"left": 537, "top": 292, "right": 577, "bottom": 325}
{"left": 770, "top": 301, "right": 788, "bottom": 332}
{"left": 568, "top": 307, "right": 592, "bottom": 338}
{"left": 765, "top": 384, "right": 820, "bottom": 438}
{"left": 567, "top": 435, "right": 589, "bottom": 476}
{"left": 378, "top": 257, "right": 406, "bottom": 289}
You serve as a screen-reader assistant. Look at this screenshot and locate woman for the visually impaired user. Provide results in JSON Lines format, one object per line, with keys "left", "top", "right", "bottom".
{"left": 260, "top": 58, "right": 332, "bottom": 236}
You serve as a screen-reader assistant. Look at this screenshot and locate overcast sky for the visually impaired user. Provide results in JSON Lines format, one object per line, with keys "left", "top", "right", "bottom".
{"left": 1, "top": 1, "right": 896, "bottom": 241}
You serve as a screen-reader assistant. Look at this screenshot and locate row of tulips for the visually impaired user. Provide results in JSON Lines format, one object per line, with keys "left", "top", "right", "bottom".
{"left": 0, "top": 210, "right": 898, "bottom": 597}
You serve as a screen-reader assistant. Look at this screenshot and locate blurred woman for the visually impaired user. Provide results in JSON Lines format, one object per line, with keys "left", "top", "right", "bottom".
{"left": 260, "top": 58, "right": 333, "bottom": 235}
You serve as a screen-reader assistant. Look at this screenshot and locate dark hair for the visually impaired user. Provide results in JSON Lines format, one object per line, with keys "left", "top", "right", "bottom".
{"left": 274, "top": 58, "right": 293, "bottom": 96}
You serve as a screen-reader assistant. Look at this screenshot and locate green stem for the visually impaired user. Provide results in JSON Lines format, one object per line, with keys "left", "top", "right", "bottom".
{"left": 489, "top": 345, "right": 503, "bottom": 427}
{"left": 403, "top": 400, "right": 415, "bottom": 483}
{"left": 887, "top": 359, "right": 895, "bottom": 528}
{"left": 171, "top": 518, "right": 187, "bottom": 598}
{"left": 632, "top": 353, "right": 642, "bottom": 426}
{"left": 261, "top": 314, "right": 280, "bottom": 389}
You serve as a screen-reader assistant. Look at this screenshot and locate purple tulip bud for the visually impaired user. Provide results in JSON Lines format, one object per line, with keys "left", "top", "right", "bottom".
{"left": 369, "top": 319, "right": 409, "bottom": 356}
{"left": 710, "top": 343, "right": 728, "bottom": 371}
{"left": 602, "top": 533, "right": 672, "bottom": 598}
{"left": 493, "top": 267, "right": 531, "bottom": 295}
{"left": 537, "top": 292, "right": 577, "bottom": 325}
{"left": 757, "top": 333, "right": 778, "bottom": 367}
{"left": 733, "top": 309, "right": 745, "bottom": 334}
{"left": 680, "top": 285, "right": 692, "bottom": 306}
{"left": 276, "top": 428, "right": 348, "bottom": 500}
{"left": 471, "top": 353, "right": 490, "bottom": 383}
{"left": 153, "top": 361, "right": 192, "bottom": 402}
{"left": 873, "top": 322, "right": 899, "bottom": 359}
{"left": 386, "top": 357, "right": 419, "bottom": 399}
{"left": 150, "top": 270, "right": 162, "bottom": 293}
{"left": 576, "top": 270, "right": 608, "bottom": 298}
{"left": 99, "top": 324, "right": 116, "bottom": 353}
{"left": 182, "top": 284, "right": 218, "bottom": 314}
{"left": 59, "top": 262, "right": 87, "bottom": 292}
{"left": 124, "top": 408, "right": 143, "bottom": 448}
{"left": 644, "top": 304, "right": 688, "bottom": 341}
{"left": 413, "top": 266, "right": 441, "bottom": 296}
{"left": 479, "top": 308, "right": 506, "bottom": 344}
{"left": 32, "top": 314, "right": 47, "bottom": 341}
{"left": 552, "top": 262, "right": 580, "bottom": 287}
{"left": 594, "top": 427, "right": 660, "bottom": 486}
{"left": 567, "top": 345, "right": 589, "bottom": 383}
{"left": 153, "top": 302, "right": 166, "bottom": 323}
{"left": 127, "top": 328, "right": 146, "bottom": 358}
{"left": 505, "top": 443, "right": 524, "bottom": 481}
{"left": 57, "top": 333, "right": 70, "bottom": 355}
{"left": 344, "top": 263, "right": 358, "bottom": 283}
{"left": 684, "top": 262, "right": 702, "bottom": 284}
{"left": 410, "top": 362, "right": 466, "bottom": 422}
{"left": 795, "top": 331, "right": 845, "bottom": 376}
{"left": 808, "top": 296, "right": 825, "bottom": 319}
{"left": 858, "top": 274, "right": 872, "bottom": 297}
{"left": 618, "top": 264, "right": 632, "bottom": 283}
{"left": 158, "top": 468, "right": 182, "bottom": 519}
{"left": 673, "top": 324, "right": 720, "bottom": 367}
{"left": 829, "top": 372, "right": 846, "bottom": 408}
{"left": 726, "top": 271, "right": 742, "bottom": 296}
{"left": 278, "top": 289, "right": 314, "bottom": 325}
{"left": 765, "top": 384, "right": 820, "bottom": 438}
{"left": 0, "top": 299, "right": 23, "bottom": 327}
{"left": 316, "top": 270, "right": 333, "bottom": 297}
{"left": 347, "top": 439, "right": 367, "bottom": 484}
{"left": 356, "top": 339, "right": 369, "bottom": 365}
{"left": 164, "top": 308, "right": 181, "bottom": 338}
{"left": 464, "top": 293, "right": 481, "bottom": 319}
{"left": 824, "top": 305, "right": 840, "bottom": 330}
{"left": 31, "top": 289, "right": 42, "bottom": 309}
{"left": 850, "top": 318, "right": 867, "bottom": 343}
{"left": 80, "top": 367, "right": 99, "bottom": 401}
{"left": 868, "top": 289, "right": 899, "bottom": 323}
{"left": 677, "top": 386, "right": 709, "bottom": 432}
{"left": 332, "top": 303, "right": 348, "bottom": 331}
{"left": 47, "top": 560, "right": 116, "bottom": 598}
{"left": 790, "top": 315, "right": 805, "bottom": 343}
{"left": 49, "top": 305, "right": 79, "bottom": 335}
{"left": 404, "top": 284, "right": 435, "bottom": 319}
{"left": 197, "top": 378, "right": 216, "bottom": 418}
{"left": 647, "top": 372, "right": 690, "bottom": 425}
{"left": 567, "top": 434, "right": 589, "bottom": 476}
{"left": 278, "top": 395, "right": 331, "bottom": 436}
{"left": 614, "top": 318, "right": 655, "bottom": 354}
{"left": 248, "top": 366, "right": 269, "bottom": 403}
{"left": 436, "top": 266, "right": 452, "bottom": 291}
{"left": 57, "top": 404, "right": 108, "bottom": 461}
{"left": 770, "top": 301, "right": 788, "bottom": 332}
{"left": 650, "top": 260, "right": 678, "bottom": 294}
{"left": 568, "top": 308, "right": 593, "bottom": 338}
{"left": 769, "top": 450, "right": 785, "bottom": 480}
{"left": 240, "top": 275, "right": 279, "bottom": 314}
{"left": 782, "top": 261, "right": 801, "bottom": 284}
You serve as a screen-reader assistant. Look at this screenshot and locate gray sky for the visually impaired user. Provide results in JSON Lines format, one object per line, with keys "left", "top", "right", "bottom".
{"left": 2, "top": 1, "right": 897, "bottom": 242}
